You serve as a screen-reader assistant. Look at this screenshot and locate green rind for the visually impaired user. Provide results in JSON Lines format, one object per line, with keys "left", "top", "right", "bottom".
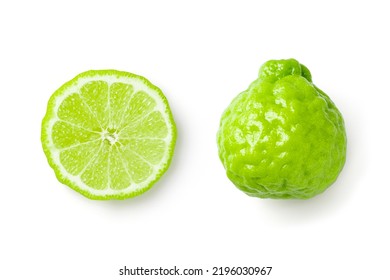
{"left": 217, "top": 59, "right": 347, "bottom": 199}
{"left": 41, "top": 70, "right": 177, "bottom": 200}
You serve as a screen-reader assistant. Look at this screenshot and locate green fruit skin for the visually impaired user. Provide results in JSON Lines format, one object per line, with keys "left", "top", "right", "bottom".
{"left": 217, "top": 59, "right": 347, "bottom": 199}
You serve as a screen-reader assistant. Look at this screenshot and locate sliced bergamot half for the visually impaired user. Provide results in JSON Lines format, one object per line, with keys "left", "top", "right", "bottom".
{"left": 41, "top": 70, "right": 176, "bottom": 200}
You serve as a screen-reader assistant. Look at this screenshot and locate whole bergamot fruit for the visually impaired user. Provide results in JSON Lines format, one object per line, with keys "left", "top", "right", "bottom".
{"left": 217, "top": 59, "right": 347, "bottom": 199}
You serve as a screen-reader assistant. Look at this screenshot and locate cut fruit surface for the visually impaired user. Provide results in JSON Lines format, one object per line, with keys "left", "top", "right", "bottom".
{"left": 42, "top": 70, "right": 176, "bottom": 200}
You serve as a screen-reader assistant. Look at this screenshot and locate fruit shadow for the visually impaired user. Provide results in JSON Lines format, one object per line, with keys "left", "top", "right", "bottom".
{"left": 258, "top": 177, "right": 350, "bottom": 224}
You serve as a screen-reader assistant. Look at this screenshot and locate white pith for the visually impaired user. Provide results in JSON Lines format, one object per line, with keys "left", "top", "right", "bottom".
{"left": 45, "top": 73, "right": 174, "bottom": 197}
{"left": 101, "top": 129, "right": 119, "bottom": 145}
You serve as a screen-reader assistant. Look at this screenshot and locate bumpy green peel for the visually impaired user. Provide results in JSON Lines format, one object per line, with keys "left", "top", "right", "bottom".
{"left": 217, "top": 59, "right": 347, "bottom": 199}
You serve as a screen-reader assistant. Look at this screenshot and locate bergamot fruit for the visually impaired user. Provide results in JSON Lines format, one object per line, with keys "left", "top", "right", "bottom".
{"left": 42, "top": 70, "right": 176, "bottom": 200}
{"left": 217, "top": 59, "right": 346, "bottom": 199}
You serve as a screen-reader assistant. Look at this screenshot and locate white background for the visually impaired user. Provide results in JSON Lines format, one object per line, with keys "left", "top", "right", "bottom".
{"left": 1, "top": 1, "right": 389, "bottom": 279}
